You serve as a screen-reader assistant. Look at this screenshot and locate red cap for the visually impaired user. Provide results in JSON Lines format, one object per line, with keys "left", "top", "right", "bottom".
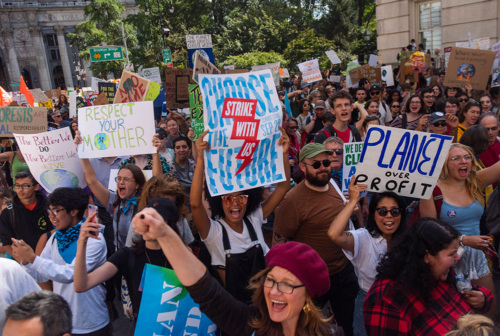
{"left": 266, "top": 242, "right": 330, "bottom": 298}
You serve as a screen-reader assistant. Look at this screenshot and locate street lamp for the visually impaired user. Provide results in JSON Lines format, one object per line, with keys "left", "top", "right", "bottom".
{"left": 364, "top": 29, "right": 370, "bottom": 41}
{"left": 169, "top": 0, "right": 174, "bottom": 13}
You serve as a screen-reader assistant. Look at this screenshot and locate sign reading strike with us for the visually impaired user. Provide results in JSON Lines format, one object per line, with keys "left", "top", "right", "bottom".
{"left": 199, "top": 70, "right": 285, "bottom": 196}
{"left": 77, "top": 101, "right": 156, "bottom": 158}
{"left": 354, "top": 126, "right": 452, "bottom": 199}
{"left": 14, "top": 128, "right": 86, "bottom": 192}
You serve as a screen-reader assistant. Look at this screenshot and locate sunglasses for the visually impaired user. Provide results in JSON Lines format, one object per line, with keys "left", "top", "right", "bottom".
{"left": 433, "top": 121, "right": 447, "bottom": 127}
{"left": 458, "top": 98, "right": 469, "bottom": 102}
{"left": 375, "top": 207, "right": 402, "bottom": 217}
{"left": 221, "top": 194, "right": 249, "bottom": 206}
{"left": 370, "top": 91, "right": 381, "bottom": 95}
{"left": 331, "top": 149, "right": 343, "bottom": 155}
{"left": 391, "top": 105, "right": 400, "bottom": 108}
{"left": 304, "top": 159, "right": 331, "bottom": 169}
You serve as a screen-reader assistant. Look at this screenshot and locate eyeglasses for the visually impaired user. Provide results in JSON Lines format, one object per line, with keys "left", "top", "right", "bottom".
{"left": 449, "top": 155, "right": 473, "bottom": 162}
{"left": 330, "top": 149, "right": 343, "bottom": 155}
{"left": 458, "top": 98, "right": 469, "bottom": 103}
{"left": 13, "top": 184, "right": 35, "bottom": 190}
{"left": 370, "top": 91, "right": 381, "bottom": 95}
{"left": 375, "top": 207, "right": 402, "bottom": 217}
{"left": 47, "top": 208, "right": 66, "bottom": 217}
{"left": 304, "top": 159, "right": 331, "bottom": 169}
{"left": 391, "top": 105, "right": 400, "bottom": 108}
{"left": 53, "top": 115, "right": 62, "bottom": 118}
{"left": 115, "top": 176, "right": 135, "bottom": 184}
{"left": 433, "top": 121, "right": 447, "bottom": 127}
{"left": 221, "top": 194, "right": 249, "bottom": 206}
{"left": 262, "top": 277, "right": 305, "bottom": 294}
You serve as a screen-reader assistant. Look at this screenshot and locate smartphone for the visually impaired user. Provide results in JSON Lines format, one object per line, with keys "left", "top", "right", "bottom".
{"left": 87, "top": 204, "right": 101, "bottom": 236}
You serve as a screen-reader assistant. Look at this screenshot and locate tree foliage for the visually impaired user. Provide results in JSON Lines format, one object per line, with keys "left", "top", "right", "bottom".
{"left": 219, "top": 51, "right": 287, "bottom": 69}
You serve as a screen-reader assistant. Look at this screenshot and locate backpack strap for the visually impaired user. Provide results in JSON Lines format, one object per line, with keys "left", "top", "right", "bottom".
{"left": 402, "top": 113, "right": 408, "bottom": 130}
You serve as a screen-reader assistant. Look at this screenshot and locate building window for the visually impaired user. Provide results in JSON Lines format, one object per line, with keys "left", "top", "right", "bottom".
{"left": 50, "top": 49, "right": 60, "bottom": 61}
{"left": 46, "top": 34, "right": 58, "bottom": 47}
{"left": 419, "top": 1, "right": 441, "bottom": 51}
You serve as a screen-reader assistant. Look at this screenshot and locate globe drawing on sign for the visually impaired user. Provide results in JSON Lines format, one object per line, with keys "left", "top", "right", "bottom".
{"left": 94, "top": 133, "right": 110, "bottom": 150}
{"left": 192, "top": 49, "right": 209, "bottom": 64}
{"left": 41, "top": 169, "right": 79, "bottom": 192}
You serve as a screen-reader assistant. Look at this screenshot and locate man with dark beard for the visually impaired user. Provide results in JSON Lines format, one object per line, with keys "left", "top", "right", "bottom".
{"left": 273, "top": 143, "right": 359, "bottom": 336}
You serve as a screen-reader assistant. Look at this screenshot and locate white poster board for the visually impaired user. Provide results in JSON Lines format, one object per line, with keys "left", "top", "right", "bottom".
{"left": 141, "top": 67, "right": 162, "bottom": 84}
{"left": 252, "top": 62, "right": 281, "bottom": 87}
{"left": 14, "top": 128, "right": 86, "bottom": 192}
{"left": 69, "top": 91, "right": 77, "bottom": 118}
{"left": 342, "top": 142, "right": 364, "bottom": 193}
{"left": 368, "top": 54, "right": 379, "bottom": 67}
{"left": 77, "top": 101, "right": 156, "bottom": 158}
{"left": 381, "top": 65, "right": 394, "bottom": 87}
{"left": 185, "top": 34, "right": 212, "bottom": 49}
{"left": 354, "top": 126, "right": 453, "bottom": 199}
{"left": 297, "top": 59, "right": 322, "bottom": 83}
{"left": 325, "top": 50, "right": 341, "bottom": 65}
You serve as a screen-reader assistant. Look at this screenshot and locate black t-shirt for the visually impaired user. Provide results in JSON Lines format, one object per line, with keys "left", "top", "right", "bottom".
{"left": 107, "top": 247, "right": 172, "bottom": 315}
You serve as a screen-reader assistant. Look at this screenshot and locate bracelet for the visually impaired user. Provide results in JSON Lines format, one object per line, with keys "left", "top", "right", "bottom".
{"left": 459, "top": 235, "right": 465, "bottom": 247}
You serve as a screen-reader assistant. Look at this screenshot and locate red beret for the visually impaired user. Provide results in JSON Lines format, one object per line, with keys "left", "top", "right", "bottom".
{"left": 266, "top": 242, "right": 330, "bottom": 298}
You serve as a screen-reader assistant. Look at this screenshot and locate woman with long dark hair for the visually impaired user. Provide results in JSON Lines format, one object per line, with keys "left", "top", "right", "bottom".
{"left": 390, "top": 94, "right": 427, "bottom": 130}
{"left": 364, "top": 218, "right": 492, "bottom": 335}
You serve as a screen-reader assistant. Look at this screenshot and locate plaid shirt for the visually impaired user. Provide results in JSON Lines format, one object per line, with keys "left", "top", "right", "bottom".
{"left": 364, "top": 278, "right": 493, "bottom": 336}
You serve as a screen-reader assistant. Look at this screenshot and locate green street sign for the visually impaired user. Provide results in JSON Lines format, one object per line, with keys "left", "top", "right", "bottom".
{"left": 89, "top": 46, "right": 124, "bottom": 62}
{"left": 162, "top": 48, "right": 172, "bottom": 63}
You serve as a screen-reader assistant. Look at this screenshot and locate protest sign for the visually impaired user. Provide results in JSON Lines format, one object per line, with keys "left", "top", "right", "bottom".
{"left": 354, "top": 126, "right": 452, "bottom": 199}
{"left": 108, "top": 168, "right": 152, "bottom": 190}
{"left": 280, "top": 68, "right": 290, "bottom": 78}
{"left": 297, "top": 59, "right": 322, "bottom": 83}
{"left": 91, "top": 77, "right": 106, "bottom": 91}
{"left": 368, "top": 54, "right": 379, "bottom": 67}
{"left": 86, "top": 93, "right": 99, "bottom": 106}
{"left": 98, "top": 82, "right": 117, "bottom": 104}
{"left": 114, "top": 70, "right": 151, "bottom": 104}
{"left": 381, "top": 65, "right": 394, "bottom": 87}
{"left": 199, "top": 70, "right": 285, "bottom": 196}
{"left": 145, "top": 81, "right": 161, "bottom": 101}
{"left": 444, "top": 47, "right": 495, "bottom": 90}
{"left": 444, "top": 46, "right": 452, "bottom": 69}
{"left": 141, "top": 67, "right": 162, "bottom": 84}
{"left": 456, "top": 37, "right": 490, "bottom": 50}
{"left": 491, "top": 41, "right": 500, "bottom": 87}
{"left": 30, "top": 89, "right": 50, "bottom": 104}
{"left": 186, "top": 34, "right": 212, "bottom": 49}
{"left": 76, "top": 96, "right": 87, "bottom": 109}
{"left": 165, "top": 69, "right": 196, "bottom": 109}
{"left": 329, "top": 75, "right": 341, "bottom": 83}
{"left": 135, "top": 264, "right": 217, "bottom": 336}
{"left": 42, "top": 100, "right": 53, "bottom": 109}
{"left": 349, "top": 64, "right": 382, "bottom": 86}
{"left": 224, "top": 65, "right": 235, "bottom": 70}
{"left": 0, "top": 106, "right": 47, "bottom": 137}
{"left": 189, "top": 84, "right": 204, "bottom": 141}
{"left": 226, "top": 69, "right": 249, "bottom": 74}
{"left": 342, "top": 142, "right": 364, "bottom": 193}
{"left": 252, "top": 62, "right": 280, "bottom": 86}
{"left": 93, "top": 92, "right": 109, "bottom": 106}
{"left": 69, "top": 91, "right": 77, "bottom": 119}
{"left": 325, "top": 50, "right": 342, "bottom": 65}
{"left": 193, "top": 51, "right": 221, "bottom": 83}
{"left": 77, "top": 101, "right": 156, "bottom": 158}
{"left": 14, "top": 128, "right": 86, "bottom": 192}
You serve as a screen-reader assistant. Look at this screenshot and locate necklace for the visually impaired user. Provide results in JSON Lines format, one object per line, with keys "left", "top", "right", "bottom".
{"left": 144, "top": 249, "right": 168, "bottom": 268}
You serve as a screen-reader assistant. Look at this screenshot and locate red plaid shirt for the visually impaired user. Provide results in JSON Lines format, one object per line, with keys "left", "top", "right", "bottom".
{"left": 364, "top": 279, "right": 493, "bottom": 335}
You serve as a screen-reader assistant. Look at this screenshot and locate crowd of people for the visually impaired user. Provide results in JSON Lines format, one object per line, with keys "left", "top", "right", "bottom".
{"left": 1, "top": 46, "right": 500, "bottom": 336}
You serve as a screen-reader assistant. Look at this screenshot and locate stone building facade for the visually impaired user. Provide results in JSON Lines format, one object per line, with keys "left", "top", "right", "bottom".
{"left": 376, "top": 0, "right": 500, "bottom": 65}
{"left": 0, "top": 1, "right": 136, "bottom": 91}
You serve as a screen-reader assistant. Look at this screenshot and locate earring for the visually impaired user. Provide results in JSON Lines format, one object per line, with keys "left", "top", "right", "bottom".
{"left": 440, "top": 172, "right": 447, "bottom": 180}
{"left": 303, "top": 303, "right": 311, "bottom": 314}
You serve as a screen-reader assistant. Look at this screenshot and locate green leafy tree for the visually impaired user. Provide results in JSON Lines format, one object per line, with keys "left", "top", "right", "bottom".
{"left": 219, "top": 51, "right": 287, "bottom": 69}
{"left": 67, "top": 0, "right": 138, "bottom": 78}
{"left": 283, "top": 28, "right": 336, "bottom": 71}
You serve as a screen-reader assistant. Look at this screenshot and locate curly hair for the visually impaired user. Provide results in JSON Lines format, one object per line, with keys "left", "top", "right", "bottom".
{"left": 445, "top": 314, "right": 496, "bottom": 336}
{"left": 365, "top": 192, "right": 407, "bottom": 242}
{"left": 138, "top": 174, "right": 188, "bottom": 218}
{"left": 440, "top": 143, "right": 485, "bottom": 206}
{"left": 298, "top": 99, "right": 310, "bottom": 114}
{"left": 204, "top": 182, "right": 263, "bottom": 220}
{"left": 376, "top": 217, "right": 461, "bottom": 303}
{"left": 248, "top": 267, "right": 333, "bottom": 336}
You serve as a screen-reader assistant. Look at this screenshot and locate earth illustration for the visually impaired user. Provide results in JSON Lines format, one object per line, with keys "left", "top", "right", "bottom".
{"left": 41, "top": 169, "right": 79, "bottom": 192}
{"left": 94, "top": 133, "right": 110, "bottom": 150}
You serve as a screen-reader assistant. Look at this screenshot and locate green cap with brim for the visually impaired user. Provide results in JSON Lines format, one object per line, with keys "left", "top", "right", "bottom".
{"left": 299, "top": 143, "right": 333, "bottom": 162}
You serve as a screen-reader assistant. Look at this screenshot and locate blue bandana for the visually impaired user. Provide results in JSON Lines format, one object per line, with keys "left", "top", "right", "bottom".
{"left": 122, "top": 196, "right": 138, "bottom": 213}
{"left": 54, "top": 218, "right": 85, "bottom": 264}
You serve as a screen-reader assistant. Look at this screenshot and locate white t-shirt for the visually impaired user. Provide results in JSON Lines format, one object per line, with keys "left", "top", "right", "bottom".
{"left": 342, "top": 228, "right": 387, "bottom": 292}
{"left": 0, "top": 258, "right": 41, "bottom": 333}
{"left": 379, "top": 101, "right": 393, "bottom": 125}
{"left": 203, "top": 206, "right": 269, "bottom": 267}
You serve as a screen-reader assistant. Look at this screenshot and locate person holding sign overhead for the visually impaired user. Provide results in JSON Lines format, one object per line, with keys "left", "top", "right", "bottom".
{"left": 190, "top": 129, "right": 290, "bottom": 304}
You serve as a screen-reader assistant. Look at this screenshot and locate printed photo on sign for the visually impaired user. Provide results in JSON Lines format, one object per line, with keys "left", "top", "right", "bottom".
{"left": 198, "top": 69, "right": 286, "bottom": 196}
{"left": 14, "top": 128, "right": 86, "bottom": 192}
{"left": 0, "top": 106, "right": 47, "bottom": 137}
{"left": 444, "top": 47, "right": 495, "bottom": 90}
{"left": 77, "top": 101, "right": 156, "bottom": 158}
{"left": 354, "top": 126, "right": 453, "bottom": 199}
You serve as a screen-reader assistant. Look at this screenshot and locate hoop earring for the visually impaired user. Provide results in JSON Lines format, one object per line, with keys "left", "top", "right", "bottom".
{"left": 303, "top": 303, "right": 311, "bottom": 314}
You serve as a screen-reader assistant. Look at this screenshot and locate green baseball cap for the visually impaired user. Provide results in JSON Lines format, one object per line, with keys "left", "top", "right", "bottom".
{"left": 299, "top": 143, "right": 333, "bottom": 162}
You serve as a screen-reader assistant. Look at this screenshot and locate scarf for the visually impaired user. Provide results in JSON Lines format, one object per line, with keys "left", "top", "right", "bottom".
{"left": 122, "top": 195, "right": 138, "bottom": 213}
{"left": 55, "top": 219, "right": 84, "bottom": 264}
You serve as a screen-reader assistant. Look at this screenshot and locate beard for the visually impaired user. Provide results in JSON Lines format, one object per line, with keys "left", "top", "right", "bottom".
{"left": 305, "top": 167, "right": 330, "bottom": 187}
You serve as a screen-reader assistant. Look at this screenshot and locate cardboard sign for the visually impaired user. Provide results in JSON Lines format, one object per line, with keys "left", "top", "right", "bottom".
{"left": 226, "top": 69, "right": 249, "bottom": 74}
{"left": 342, "top": 142, "right": 364, "bottom": 193}
{"left": 199, "top": 70, "right": 285, "bottom": 196}
{"left": 30, "top": 89, "right": 50, "bottom": 103}
{"left": 14, "top": 128, "right": 86, "bottom": 192}
{"left": 349, "top": 64, "right": 381, "bottom": 86}
{"left": 134, "top": 264, "right": 217, "bottom": 336}
{"left": 189, "top": 84, "right": 204, "bottom": 141}
{"left": 185, "top": 34, "right": 212, "bottom": 49}
{"left": 491, "top": 42, "right": 500, "bottom": 87}
{"left": 114, "top": 70, "right": 151, "bottom": 104}
{"left": 444, "top": 47, "right": 495, "bottom": 90}
{"left": 45, "top": 89, "right": 61, "bottom": 99}
{"left": 77, "top": 101, "right": 156, "bottom": 158}
{"left": 141, "top": 67, "right": 162, "bottom": 84}
{"left": 193, "top": 51, "right": 221, "bottom": 83}
{"left": 381, "top": 65, "right": 394, "bottom": 87}
{"left": 354, "top": 126, "right": 452, "bottom": 199}
{"left": 92, "top": 92, "right": 109, "bottom": 106}
{"left": 98, "top": 82, "right": 117, "bottom": 104}
{"left": 165, "top": 69, "right": 196, "bottom": 109}
{"left": 0, "top": 106, "right": 47, "bottom": 137}
{"left": 325, "top": 50, "right": 342, "bottom": 65}
{"left": 298, "top": 59, "right": 322, "bottom": 83}
{"left": 252, "top": 62, "right": 280, "bottom": 86}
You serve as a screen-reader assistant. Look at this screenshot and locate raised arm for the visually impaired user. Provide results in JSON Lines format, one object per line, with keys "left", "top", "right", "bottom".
{"left": 0, "top": 151, "right": 15, "bottom": 163}
{"left": 354, "top": 103, "right": 368, "bottom": 132}
{"left": 189, "top": 130, "right": 212, "bottom": 239}
{"left": 261, "top": 127, "right": 291, "bottom": 219}
{"left": 328, "top": 178, "right": 366, "bottom": 254}
{"left": 477, "top": 160, "right": 500, "bottom": 188}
